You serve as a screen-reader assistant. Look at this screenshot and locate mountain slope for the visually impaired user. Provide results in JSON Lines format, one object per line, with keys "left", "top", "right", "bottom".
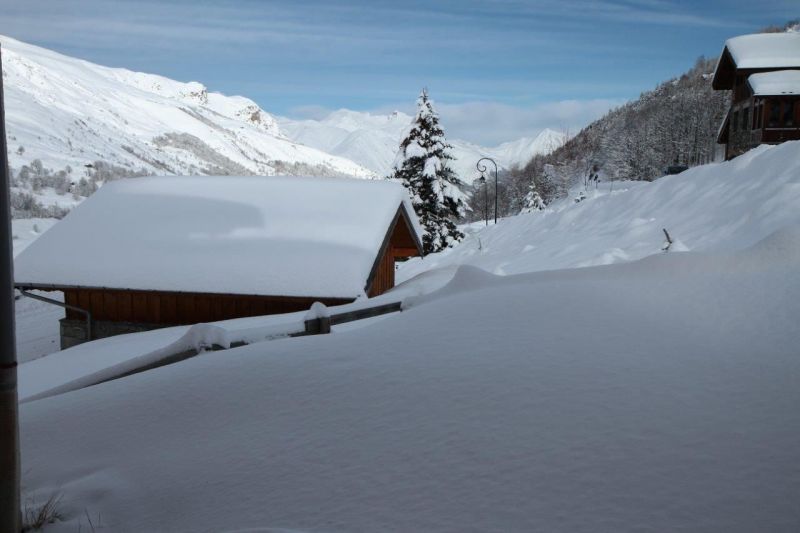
{"left": 279, "top": 109, "right": 565, "bottom": 179}
{"left": 1, "top": 35, "right": 373, "bottom": 180}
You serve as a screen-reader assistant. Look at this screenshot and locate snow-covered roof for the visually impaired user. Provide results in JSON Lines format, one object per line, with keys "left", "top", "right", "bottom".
{"left": 724, "top": 32, "right": 800, "bottom": 69}
{"left": 14, "top": 176, "right": 422, "bottom": 298}
{"left": 747, "top": 70, "right": 800, "bottom": 95}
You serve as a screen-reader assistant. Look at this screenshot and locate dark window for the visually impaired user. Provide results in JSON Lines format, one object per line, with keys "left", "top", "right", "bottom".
{"left": 768, "top": 101, "right": 780, "bottom": 128}
{"left": 783, "top": 101, "right": 794, "bottom": 127}
{"left": 742, "top": 106, "right": 750, "bottom": 131}
{"left": 732, "top": 109, "right": 739, "bottom": 131}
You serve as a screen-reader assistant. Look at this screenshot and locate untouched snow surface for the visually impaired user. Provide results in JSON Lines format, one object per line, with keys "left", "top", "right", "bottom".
{"left": 15, "top": 175, "right": 420, "bottom": 298}
{"left": 12, "top": 219, "right": 62, "bottom": 362}
{"left": 21, "top": 229, "right": 800, "bottom": 532}
{"left": 17, "top": 142, "right": 800, "bottom": 531}
{"left": 400, "top": 141, "right": 800, "bottom": 280}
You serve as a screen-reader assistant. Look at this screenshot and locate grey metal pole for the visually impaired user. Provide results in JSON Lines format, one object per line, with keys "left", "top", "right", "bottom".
{"left": 0, "top": 43, "right": 22, "bottom": 533}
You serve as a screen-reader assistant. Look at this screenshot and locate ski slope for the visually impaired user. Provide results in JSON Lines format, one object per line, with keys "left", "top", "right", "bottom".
{"left": 16, "top": 141, "right": 800, "bottom": 532}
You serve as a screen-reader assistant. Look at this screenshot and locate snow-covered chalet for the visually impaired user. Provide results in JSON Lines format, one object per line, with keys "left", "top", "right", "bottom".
{"left": 714, "top": 31, "right": 800, "bottom": 159}
{"left": 14, "top": 176, "right": 424, "bottom": 348}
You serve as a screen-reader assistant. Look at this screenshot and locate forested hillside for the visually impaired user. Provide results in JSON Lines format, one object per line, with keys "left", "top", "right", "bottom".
{"left": 465, "top": 57, "right": 728, "bottom": 219}
{"left": 474, "top": 21, "right": 799, "bottom": 219}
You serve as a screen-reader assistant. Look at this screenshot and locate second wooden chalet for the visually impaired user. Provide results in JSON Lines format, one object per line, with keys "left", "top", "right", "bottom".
{"left": 14, "top": 175, "right": 423, "bottom": 348}
{"left": 713, "top": 32, "right": 800, "bottom": 159}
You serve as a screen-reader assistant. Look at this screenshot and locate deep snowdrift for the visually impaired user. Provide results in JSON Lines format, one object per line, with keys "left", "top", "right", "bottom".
{"left": 20, "top": 228, "right": 800, "bottom": 532}
{"left": 400, "top": 141, "right": 800, "bottom": 281}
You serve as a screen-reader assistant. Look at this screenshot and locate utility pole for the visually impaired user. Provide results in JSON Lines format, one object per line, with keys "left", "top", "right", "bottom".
{"left": 0, "top": 43, "right": 22, "bottom": 533}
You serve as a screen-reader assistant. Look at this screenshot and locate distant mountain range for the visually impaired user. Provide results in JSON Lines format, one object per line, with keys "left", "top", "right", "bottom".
{"left": 1, "top": 34, "right": 565, "bottom": 217}
{"left": 1, "top": 35, "right": 371, "bottom": 179}
{"left": 279, "top": 109, "right": 566, "bottom": 180}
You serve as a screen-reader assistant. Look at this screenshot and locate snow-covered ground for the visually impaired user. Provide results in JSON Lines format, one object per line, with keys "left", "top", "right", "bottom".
{"left": 16, "top": 141, "right": 800, "bottom": 531}
{"left": 12, "top": 218, "right": 62, "bottom": 362}
{"left": 400, "top": 141, "right": 800, "bottom": 280}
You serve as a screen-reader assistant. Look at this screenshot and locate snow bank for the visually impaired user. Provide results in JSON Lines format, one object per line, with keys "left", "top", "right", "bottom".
{"left": 19, "top": 228, "right": 800, "bottom": 531}
{"left": 15, "top": 175, "right": 421, "bottom": 298}
{"left": 400, "top": 141, "right": 800, "bottom": 281}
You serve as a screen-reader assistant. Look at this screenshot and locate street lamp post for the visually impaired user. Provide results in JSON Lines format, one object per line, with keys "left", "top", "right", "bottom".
{"left": 0, "top": 43, "right": 21, "bottom": 533}
{"left": 478, "top": 175, "right": 488, "bottom": 226}
{"left": 476, "top": 157, "right": 498, "bottom": 224}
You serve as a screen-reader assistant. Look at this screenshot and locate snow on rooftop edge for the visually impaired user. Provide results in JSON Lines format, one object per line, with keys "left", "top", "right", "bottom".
{"left": 724, "top": 32, "right": 800, "bottom": 69}
{"left": 14, "top": 175, "right": 422, "bottom": 298}
{"left": 748, "top": 69, "right": 800, "bottom": 95}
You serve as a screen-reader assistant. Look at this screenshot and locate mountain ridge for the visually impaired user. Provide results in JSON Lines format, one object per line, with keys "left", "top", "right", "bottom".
{"left": 1, "top": 34, "right": 373, "bottom": 181}
{"left": 278, "top": 110, "right": 566, "bottom": 180}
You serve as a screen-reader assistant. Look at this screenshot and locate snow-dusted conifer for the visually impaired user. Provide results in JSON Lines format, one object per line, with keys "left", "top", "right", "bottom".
{"left": 389, "top": 89, "right": 464, "bottom": 253}
{"left": 521, "top": 182, "right": 546, "bottom": 213}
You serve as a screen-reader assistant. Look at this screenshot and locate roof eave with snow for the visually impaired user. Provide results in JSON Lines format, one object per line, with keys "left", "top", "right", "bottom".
{"left": 747, "top": 70, "right": 800, "bottom": 96}
{"left": 14, "top": 175, "right": 423, "bottom": 299}
{"left": 712, "top": 33, "right": 800, "bottom": 90}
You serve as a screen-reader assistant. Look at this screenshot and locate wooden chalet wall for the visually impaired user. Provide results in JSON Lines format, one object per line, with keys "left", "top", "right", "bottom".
{"left": 50, "top": 203, "right": 422, "bottom": 333}
{"left": 368, "top": 248, "right": 396, "bottom": 297}
{"left": 726, "top": 94, "right": 800, "bottom": 159}
{"left": 715, "top": 47, "right": 800, "bottom": 159}
{"left": 62, "top": 288, "right": 351, "bottom": 326}
{"left": 367, "top": 206, "right": 422, "bottom": 298}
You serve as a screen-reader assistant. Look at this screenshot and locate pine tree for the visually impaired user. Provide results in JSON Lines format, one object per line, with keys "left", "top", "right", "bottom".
{"left": 521, "top": 180, "right": 545, "bottom": 213}
{"left": 389, "top": 89, "right": 464, "bottom": 253}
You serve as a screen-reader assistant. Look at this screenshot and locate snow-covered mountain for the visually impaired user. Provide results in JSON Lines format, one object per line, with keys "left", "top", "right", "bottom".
{"left": 279, "top": 109, "right": 566, "bottom": 180}
{"left": 1, "top": 35, "right": 373, "bottom": 179}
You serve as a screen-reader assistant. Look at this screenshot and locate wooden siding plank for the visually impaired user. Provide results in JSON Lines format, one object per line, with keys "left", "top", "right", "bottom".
{"left": 132, "top": 292, "right": 148, "bottom": 322}
{"left": 118, "top": 292, "right": 133, "bottom": 322}
{"left": 161, "top": 293, "right": 177, "bottom": 324}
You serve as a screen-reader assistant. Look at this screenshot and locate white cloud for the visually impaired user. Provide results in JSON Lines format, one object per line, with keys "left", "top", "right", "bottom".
{"left": 367, "top": 99, "right": 623, "bottom": 146}
{"left": 288, "top": 98, "right": 623, "bottom": 146}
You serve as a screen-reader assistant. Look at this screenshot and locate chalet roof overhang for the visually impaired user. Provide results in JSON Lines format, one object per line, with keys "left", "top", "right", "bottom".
{"left": 12, "top": 282, "right": 351, "bottom": 301}
{"left": 712, "top": 47, "right": 736, "bottom": 90}
{"left": 17, "top": 200, "right": 425, "bottom": 300}
{"left": 364, "top": 202, "right": 424, "bottom": 295}
{"left": 713, "top": 33, "right": 800, "bottom": 90}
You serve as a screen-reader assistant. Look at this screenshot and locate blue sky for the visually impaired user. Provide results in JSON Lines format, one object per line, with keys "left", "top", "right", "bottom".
{"left": 0, "top": 0, "right": 796, "bottom": 144}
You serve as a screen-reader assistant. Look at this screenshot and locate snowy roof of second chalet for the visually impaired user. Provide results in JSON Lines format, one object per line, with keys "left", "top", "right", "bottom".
{"left": 14, "top": 176, "right": 422, "bottom": 299}
{"left": 748, "top": 70, "right": 800, "bottom": 95}
{"left": 723, "top": 32, "right": 800, "bottom": 70}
